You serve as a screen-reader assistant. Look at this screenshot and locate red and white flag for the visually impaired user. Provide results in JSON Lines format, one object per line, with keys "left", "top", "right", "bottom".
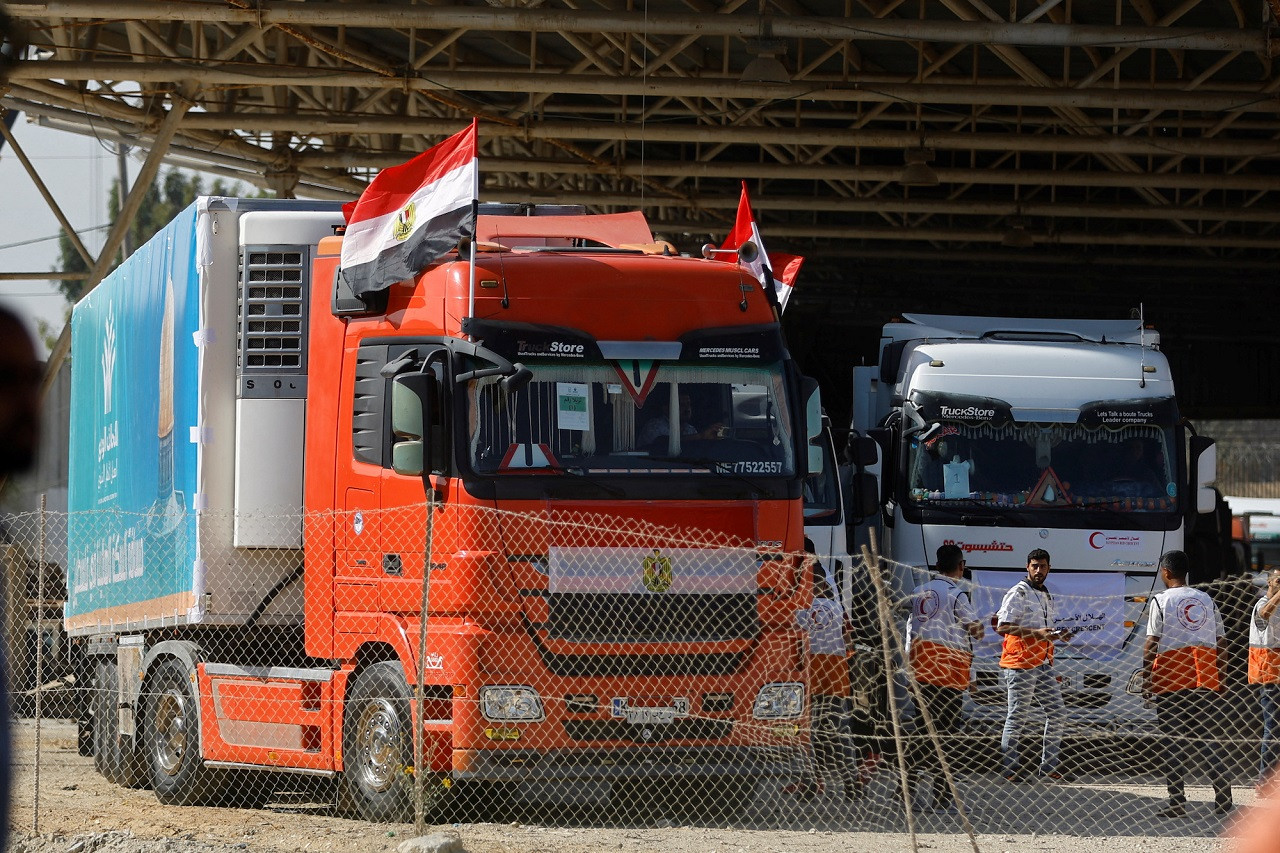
{"left": 340, "top": 120, "right": 478, "bottom": 299}
{"left": 718, "top": 181, "right": 804, "bottom": 312}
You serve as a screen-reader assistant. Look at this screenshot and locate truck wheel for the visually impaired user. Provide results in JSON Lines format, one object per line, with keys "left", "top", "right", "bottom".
{"left": 340, "top": 661, "right": 416, "bottom": 822}
{"left": 143, "top": 658, "right": 219, "bottom": 805}
{"left": 91, "top": 660, "right": 141, "bottom": 787}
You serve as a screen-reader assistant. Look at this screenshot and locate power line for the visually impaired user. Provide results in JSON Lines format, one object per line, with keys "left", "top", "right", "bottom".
{"left": 0, "top": 223, "right": 110, "bottom": 253}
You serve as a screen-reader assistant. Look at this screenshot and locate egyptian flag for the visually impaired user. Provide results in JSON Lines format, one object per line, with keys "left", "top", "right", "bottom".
{"left": 718, "top": 181, "right": 804, "bottom": 312}
{"left": 340, "top": 120, "right": 478, "bottom": 299}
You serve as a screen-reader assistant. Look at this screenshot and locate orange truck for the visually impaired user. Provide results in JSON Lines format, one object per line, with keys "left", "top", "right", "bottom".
{"left": 68, "top": 198, "right": 823, "bottom": 819}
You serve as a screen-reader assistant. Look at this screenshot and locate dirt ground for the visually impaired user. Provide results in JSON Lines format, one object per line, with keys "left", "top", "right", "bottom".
{"left": 3, "top": 719, "right": 1257, "bottom": 853}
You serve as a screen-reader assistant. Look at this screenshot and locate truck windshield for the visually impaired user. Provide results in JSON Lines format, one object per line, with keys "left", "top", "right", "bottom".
{"left": 905, "top": 420, "right": 1178, "bottom": 512}
{"left": 465, "top": 363, "right": 795, "bottom": 477}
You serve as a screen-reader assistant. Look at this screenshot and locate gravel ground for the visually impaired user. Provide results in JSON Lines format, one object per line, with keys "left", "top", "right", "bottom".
{"left": 3, "top": 720, "right": 1257, "bottom": 853}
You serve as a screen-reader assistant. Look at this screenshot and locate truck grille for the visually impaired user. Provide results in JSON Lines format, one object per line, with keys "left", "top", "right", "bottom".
{"left": 540, "top": 651, "right": 744, "bottom": 679}
{"left": 563, "top": 718, "right": 733, "bottom": 744}
{"left": 546, "top": 593, "right": 759, "bottom": 643}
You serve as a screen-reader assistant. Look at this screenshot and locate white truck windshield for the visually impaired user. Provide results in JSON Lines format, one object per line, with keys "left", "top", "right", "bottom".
{"left": 906, "top": 420, "right": 1178, "bottom": 512}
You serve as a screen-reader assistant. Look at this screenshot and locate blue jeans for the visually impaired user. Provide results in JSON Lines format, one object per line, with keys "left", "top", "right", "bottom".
{"left": 1001, "top": 663, "right": 1065, "bottom": 776}
{"left": 1260, "top": 684, "right": 1280, "bottom": 785}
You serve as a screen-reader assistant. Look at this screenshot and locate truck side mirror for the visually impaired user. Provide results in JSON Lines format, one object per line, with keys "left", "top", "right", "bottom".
{"left": 867, "top": 427, "right": 893, "bottom": 499}
{"left": 803, "top": 378, "right": 823, "bottom": 475}
{"left": 391, "top": 440, "right": 424, "bottom": 477}
{"left": 501, "top": 363, "right": 533, "bottom": 394}
{"left": 842, "top": 434, "right": 881, "bottom": 521}
{"left": 391, "top": 372, "right": 437, "bottom": 476}
{"left": 847, "top": 434, "right": 878, "bottom": 467}
{"left": 1190, "top": 435, "right": 1216, "bottom": 514}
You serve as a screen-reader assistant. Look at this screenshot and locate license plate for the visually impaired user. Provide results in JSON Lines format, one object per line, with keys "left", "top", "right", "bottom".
{"left": 611, "top": 696, "right": 690, "bottom": 721}
{"left": 624, "top": 707, "right": 677, "bottom": 724}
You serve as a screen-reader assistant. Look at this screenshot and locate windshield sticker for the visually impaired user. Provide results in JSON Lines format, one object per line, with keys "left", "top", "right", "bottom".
{"left": 498, "top": 443, "right": 560, "bottom": 470}
{"left": 516, "top": 339, "right": 588, "bottom": 358}
{"left": 940, "top": 404, "right": 997, "bottom": 420}
{"left": 1078, "top": 397, "right": 1177, "bottom": 428}
{"left": 556, "top": 382, "right": 590, "bottom": 431}
{"left": 1095, "top": 409, "right": 1155, "bottom": 425}
{"left": 610, "top": 360, "right": 662, "bottom": 406}
{"left": 697, "top": 346, "right": 761, "bottom": 359}
{"left": 719, "top": 460, "right": 784, "bottom": 475}
{"left": 1026, "top": 467, "right": 1072, "bottom": 506}
{"left": 943, "top": 457, "right": 972, "bottom": 499}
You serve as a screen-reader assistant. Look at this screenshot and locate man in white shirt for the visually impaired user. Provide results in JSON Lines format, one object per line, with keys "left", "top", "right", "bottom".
{"left": 1249, "top": 569, "right": 1280, "bottom": 792}
{"left": 1142, "top": 549, "right": 1231, "bottom": 817}
{"left": 996, "top": 548, "right": 1075, "bottom": 782}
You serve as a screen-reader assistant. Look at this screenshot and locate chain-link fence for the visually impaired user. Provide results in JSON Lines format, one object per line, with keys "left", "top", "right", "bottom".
{"left": 1215, "top": 442, "right": 1280, "bottom": 500}
{"left": 4, "top": 505, "right": 1277, "bottom": 850}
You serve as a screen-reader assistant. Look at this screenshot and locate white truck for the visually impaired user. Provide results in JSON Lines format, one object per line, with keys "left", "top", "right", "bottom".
{"left": 848, "top": 313, "right": 1223, "bottom": 730}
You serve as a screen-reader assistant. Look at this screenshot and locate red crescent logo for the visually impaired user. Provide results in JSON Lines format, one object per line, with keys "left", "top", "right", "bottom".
{"left": 1176, "top": 599, "right": 1206, "bottom": 630}
{"left": 1089, "top": 532, "right": 1105, "bottom": 549}
{"left": 916, "top": 589, "right": 941, "bottom": 620}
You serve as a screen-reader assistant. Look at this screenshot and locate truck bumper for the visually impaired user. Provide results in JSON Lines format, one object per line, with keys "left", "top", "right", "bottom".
{"left": 452, "top": 744, "right": 802, "bottom": 783}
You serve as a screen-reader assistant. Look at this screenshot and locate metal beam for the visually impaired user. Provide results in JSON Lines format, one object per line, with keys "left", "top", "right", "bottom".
{"left": 12, "top": 63, "right": 1279, "bottom": 114}
{"left": 10, "top": 98, "right": 1277, "bottom": 196}
{"left": 6, "top": 3, "right": 1269, "bottom": 52}
{"left": 143, "top": 111, "right": 1280, "bottom": 159}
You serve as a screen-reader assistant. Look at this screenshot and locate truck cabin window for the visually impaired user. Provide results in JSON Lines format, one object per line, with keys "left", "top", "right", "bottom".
{"left": 803, "top": 433, "right": 840, "bottom": 522}
{"left": 464, "top": 364, "right": 795, "bottom": 477}
{"left": 906, "top": 421, "right": 1177, "bottom": 511}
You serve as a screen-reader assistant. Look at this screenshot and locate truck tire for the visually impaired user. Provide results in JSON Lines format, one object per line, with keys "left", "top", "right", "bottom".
{"left": 91, "top": 660, "right": 142, "bottom": 787}
{"left": 143, "top": 658, "right": 219, "bottom": 805}
{"left": 340, "top": 661, "right": 416, "bottom": 822}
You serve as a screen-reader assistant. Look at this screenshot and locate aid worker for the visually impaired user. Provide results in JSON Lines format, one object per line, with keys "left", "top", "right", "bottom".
{"left": 904, "top": 543, "right": 984, "bottom": 812}
{"left": 996, "top": 548, "right": 1073, "bottom": 783}
{"left": 787, "top": 556, "right": 862, "bottom": 802}
{"left": 1250, "top": 568, "right": 1280, "bottom": 792}
{"left": 1142, "top": 549, "right": 1232, "bottom": 818}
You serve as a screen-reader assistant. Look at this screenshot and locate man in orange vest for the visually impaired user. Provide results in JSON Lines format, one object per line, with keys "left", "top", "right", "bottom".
{"left": 905, "top": 543, "right": 984, "bottom": 812}
{"left": 1142, "top": 549, "right": 1231, "bottom": 817}
{"left": 787, "top": 560, "right": 861, "bottom": 802}
{"left": 996, "top": 548, "right": 1075, "bottom": 782}
{"left": 1249, "top": 568, "right": 1280, "bottom": 792}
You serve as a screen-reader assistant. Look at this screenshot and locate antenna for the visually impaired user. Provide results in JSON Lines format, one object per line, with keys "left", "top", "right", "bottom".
{"left": 1138, "top": 302, "right": 1147, "bottom": 388}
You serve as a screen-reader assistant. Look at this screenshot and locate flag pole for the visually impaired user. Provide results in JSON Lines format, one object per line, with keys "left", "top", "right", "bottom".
{"left": 467, "top": 198, "right": 478, "bottom": 327}
{"left": 759, "top": 260, "right": 782, "bottom": 320}
{"left": 467, "top": 119, "right": 480, "bottom": 332}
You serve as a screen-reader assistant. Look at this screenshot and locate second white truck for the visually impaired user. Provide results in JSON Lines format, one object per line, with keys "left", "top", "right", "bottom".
{"left": 848, "top": 313, "right": 1223, "bottom": 731}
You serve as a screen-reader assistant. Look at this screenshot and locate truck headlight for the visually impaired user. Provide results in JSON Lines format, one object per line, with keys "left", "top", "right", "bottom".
{"left": 752, "top": 682, "right": 805, "bottom": 719}
{"left": 479, "top": 686, "right": 545, "bottom": 721}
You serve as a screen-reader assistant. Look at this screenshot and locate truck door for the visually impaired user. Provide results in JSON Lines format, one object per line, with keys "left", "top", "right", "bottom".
{"left": 379, "top": 346, "right": 452, "bottom": 614}
{"left": 336, "top": 342, "right": 390, "bottom": 618}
